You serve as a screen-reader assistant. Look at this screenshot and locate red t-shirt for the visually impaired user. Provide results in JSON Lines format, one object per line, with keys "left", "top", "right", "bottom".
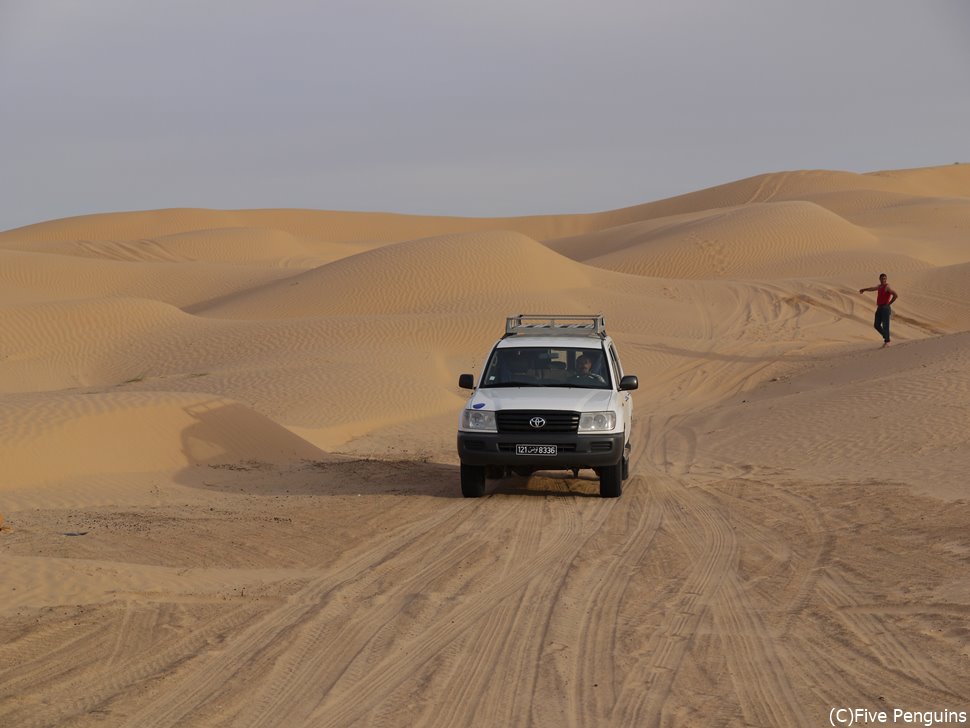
{"left": 876, "top": 284, "right": 894, "bottom": 306}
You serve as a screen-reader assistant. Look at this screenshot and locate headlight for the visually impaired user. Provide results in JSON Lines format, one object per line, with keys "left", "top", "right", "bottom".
{"left": 461, "top": 409, "right": 497, "bottom": 431}
{"left": 578, "top": 411, "right": 616, "bottom": 432}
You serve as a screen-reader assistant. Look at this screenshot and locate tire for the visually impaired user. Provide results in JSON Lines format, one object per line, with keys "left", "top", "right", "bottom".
{"left": 599, "top": 462, "right": 622, "bottom": 498}
{"left": 621, "top": 455, "right": 629, "bottom": 481}
{"left": 461, "top": 464, "right": 486, "bottom": 498}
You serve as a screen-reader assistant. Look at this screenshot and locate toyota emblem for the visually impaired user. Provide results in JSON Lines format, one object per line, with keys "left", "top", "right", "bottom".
{"left": 529, "top": 417, "right": 546, "bottom": 428}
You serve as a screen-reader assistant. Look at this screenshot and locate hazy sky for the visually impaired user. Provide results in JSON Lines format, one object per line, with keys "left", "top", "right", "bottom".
{"left": 1, "top": 0, "right": 968, "bottom": 230}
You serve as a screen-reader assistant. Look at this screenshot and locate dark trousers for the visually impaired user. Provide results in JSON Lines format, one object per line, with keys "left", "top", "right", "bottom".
{"left": 874, "top": 305, "right": 891, "bottom": 342}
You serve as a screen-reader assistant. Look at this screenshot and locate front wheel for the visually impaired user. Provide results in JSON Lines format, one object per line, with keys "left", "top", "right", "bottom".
{"left": 461, "top": 464, "right": 486, "bottom": 498}
{"left": 599, "top": 462, "right": 622, "bottom": 498}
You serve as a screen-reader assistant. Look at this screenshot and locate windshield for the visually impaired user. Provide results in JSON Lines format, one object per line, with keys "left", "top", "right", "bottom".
{"left": 481, "top": 346, "right": 612, "bottom": 389}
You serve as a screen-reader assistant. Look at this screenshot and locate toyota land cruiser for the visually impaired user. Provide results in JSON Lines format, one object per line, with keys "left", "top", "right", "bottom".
{"left": 457, "top": 314, "right": 637, "bottom": 498}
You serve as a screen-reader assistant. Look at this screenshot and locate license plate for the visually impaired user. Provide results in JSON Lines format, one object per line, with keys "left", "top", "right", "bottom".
{"left": 516, "top": 444, "right": 557, "bottom": 456}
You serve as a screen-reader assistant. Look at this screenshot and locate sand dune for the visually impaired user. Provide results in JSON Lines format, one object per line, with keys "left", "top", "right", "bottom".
{"left": 689, "top": 331, "right": 970, "bottom": 502}
{"left": 549, "top": 200, "right": 931, "bottom": 279}
{"left": 2, "top": 163, "right": 969, "bottom": 727}
{"left": 890, "top": 262, "right": 970, "bottom": 332}
{"left": 4, "top": 164, "right": 966, "bottom": 248}
{"left": 0, "top": 249, "right": 294, "bottom": 307}
{"left": 194, "top": 230, "right": 595, "bottom": 318}
{"left": 0, "top": 298, "right": 196, "bottom": 393}
{"left": 0, "top": 227, "right": 358, "bottom": 269}
{"left": 0, "top": 391, "right": 324, "bottom": 491}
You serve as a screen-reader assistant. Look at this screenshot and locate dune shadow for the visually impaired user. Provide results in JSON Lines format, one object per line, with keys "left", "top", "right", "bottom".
{"left": 171, "top": 400, "right": 608, "bottom": 499}
{"left": 170, "top": 399, "right": 463, "bottom": 498}
{"left": 182, "top": 452, "right": 466, "bottom": 500}
{"left": 186, "top": 458, "right": 607, "bottom": 500}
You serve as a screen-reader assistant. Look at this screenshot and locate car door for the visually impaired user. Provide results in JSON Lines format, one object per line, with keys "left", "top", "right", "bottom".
{"left": 609, "top": 343, "right": 633, "bottom": 438}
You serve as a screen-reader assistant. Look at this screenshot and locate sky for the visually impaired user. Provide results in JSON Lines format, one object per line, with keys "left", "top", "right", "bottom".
{"left": 1, "top": 0, "right": 968, "bottom": 231}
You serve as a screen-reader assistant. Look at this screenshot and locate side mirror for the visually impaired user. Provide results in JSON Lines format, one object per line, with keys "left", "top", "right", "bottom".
{"left": 458, "top": 373, "right": 475, "bottom": 390}
{"left": 619, "top": 375, "right": 638, "bottom": 391}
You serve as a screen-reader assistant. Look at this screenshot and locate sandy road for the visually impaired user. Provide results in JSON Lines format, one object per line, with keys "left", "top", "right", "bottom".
{"left": 5, "top": 441, "right": 967, "bottom": 727}
{"left": 3, "top": 282, "right": 970, "bottom": 726}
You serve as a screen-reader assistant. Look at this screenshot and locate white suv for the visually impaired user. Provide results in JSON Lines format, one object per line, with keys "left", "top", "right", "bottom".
{"left": 457, "top": 314, "right": 637, "bottom": 498}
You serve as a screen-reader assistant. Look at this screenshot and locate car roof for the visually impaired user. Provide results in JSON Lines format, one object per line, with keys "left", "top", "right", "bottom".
{"left": 495, "top": 335, "right": 610, "bottom": 349}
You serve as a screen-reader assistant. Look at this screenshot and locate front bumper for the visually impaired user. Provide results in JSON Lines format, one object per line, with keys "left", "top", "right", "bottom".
{"left": 457, "top": 430, "right": 625, "bottom": 468}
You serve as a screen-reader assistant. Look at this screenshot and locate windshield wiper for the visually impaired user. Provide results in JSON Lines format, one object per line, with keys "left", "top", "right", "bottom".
{"left": 483, "top": 381, "right": 543, "bottom": 387}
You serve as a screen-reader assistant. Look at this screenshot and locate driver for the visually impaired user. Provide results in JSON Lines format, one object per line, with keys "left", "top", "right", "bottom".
{"left": 571, "top": 355, "right": 606, "bottom": 384}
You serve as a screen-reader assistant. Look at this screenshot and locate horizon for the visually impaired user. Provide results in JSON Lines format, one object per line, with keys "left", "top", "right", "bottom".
{"left": 5, "top": 161, "right": 967, "bottom": 235}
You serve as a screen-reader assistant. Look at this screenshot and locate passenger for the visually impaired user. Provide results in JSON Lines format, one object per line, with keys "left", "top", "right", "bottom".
{"left": 571, "top": 355, "right": 606, "bottom": 384}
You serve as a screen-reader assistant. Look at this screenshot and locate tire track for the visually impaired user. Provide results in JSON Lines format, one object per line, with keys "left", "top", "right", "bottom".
{"left": 2, "top": 602, "right": 260, "bottom": 728}
{"left": 608, "top": 476, "right": 808, "bottom": 726}
{"left": 782, "top": 612, "right": 956, "bottom": 714}
{"left": 678, "top": 480, "right": 831, "bottom": 726}
{"left": 296, "top": 500, "right": 616, "bottom": 728}
{"left": 689, "top": 483, "right": 804, "bottom": 727}
{"left": 714, "top": 572, "right": 804, "bottom": 727}
{"left": 242, "top": 496, "right": 570, "bottom": 725}
{"left": 0, "top": 621, "right": 87, "bottom": 685}
{"left": 419, "top": 584, "right": 541, "bottom": 728}
{"left": 0, "top": 619, "right": 106, "bottom": 699}
{"left": 817, "top": 575, "right": 954, "bottom": 696}
{"left": 106, "top": 598, "right": 136, "bottom": 669}
{"left": 608, "top": 478, "right": 734, "bottom": 726}
{"left": 417, "top": 496, "right": 581, "bottom": 728}
{"left": 566, "top": 477, "right": 664, "bottom": 724}
{"left": 768, "top": 484, "right": 836, "bottom": 633}
{"left": 743, "top": 171, "right": 790, "bottom": 205}
{"left": 123, "top": 502, "right": 470, "bottom": 728}
{"left": 695, "top": 479, "right": 836, "bottom": 635}
{"left": 241, "top": 534, "right": 488, "bottom": 728}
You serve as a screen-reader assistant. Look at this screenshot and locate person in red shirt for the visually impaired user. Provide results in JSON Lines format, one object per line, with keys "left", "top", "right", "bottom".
{"left": 859, "top": 273, "right": 898, "bottom": 347}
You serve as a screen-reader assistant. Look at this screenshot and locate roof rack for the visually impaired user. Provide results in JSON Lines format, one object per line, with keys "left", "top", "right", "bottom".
{"left": 504, "top": 314, "right": 606, "bottom": 338}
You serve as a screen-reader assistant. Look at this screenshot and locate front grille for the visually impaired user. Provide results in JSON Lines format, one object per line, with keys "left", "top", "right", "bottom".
{"left": 496, "top": 410, "right": 580, "bottom": 434}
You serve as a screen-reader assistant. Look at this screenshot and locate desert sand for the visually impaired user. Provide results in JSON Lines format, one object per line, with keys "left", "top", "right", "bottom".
{"left": 1, "top": 164, "right": 969, "bottom": 726}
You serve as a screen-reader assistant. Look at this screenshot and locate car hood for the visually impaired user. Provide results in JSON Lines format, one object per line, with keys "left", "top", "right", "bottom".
{"left": 467, "top": 387, "right": 615, "bottom": 412}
